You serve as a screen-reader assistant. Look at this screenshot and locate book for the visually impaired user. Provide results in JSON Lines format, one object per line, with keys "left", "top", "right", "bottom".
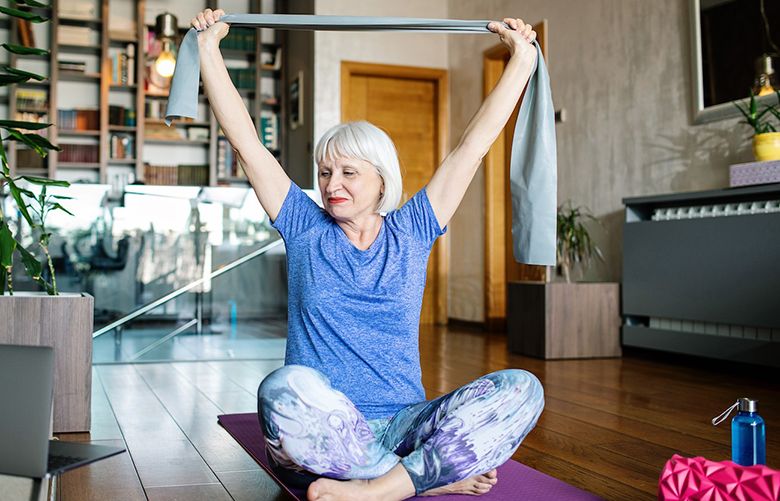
{"left": 17, "top": 19, "right": 35, "bottom": 47}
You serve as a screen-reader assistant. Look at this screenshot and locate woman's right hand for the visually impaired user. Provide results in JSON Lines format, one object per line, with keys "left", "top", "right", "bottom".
{"left": 191, "top": 8, "right": 229, "bottom": 45}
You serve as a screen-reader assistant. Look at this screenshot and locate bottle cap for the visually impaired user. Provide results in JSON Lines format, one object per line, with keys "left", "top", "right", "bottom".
{"left": 738, "top": 397, "right": 758, "bottom": 413}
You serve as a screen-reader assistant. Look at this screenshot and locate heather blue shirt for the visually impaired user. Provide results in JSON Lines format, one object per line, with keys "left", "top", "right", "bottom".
{"left": 271, "top": 182, "right": 446, "bottom": 420}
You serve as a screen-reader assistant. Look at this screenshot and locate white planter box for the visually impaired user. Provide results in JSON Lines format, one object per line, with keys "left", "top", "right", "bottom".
{"left": 0, "top": 292, "right": 93, "bottom": 433}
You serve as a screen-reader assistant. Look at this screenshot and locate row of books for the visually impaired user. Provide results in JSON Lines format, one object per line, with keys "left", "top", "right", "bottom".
{"left": 109, "top": 133, "right": 134, "bottom": 160}
{"left": 109, "top": 105, "right": 136, "bottom": 127}
{"left": 59, "top": 144, "right": 98, "bottom": 163}
{"left": 145, "top": 100, "right": 169, "bottom": 121}
{"left": 59, "top": 1, "right": 98, "bottom": 20}
{"left": 59, "top": 26, "right": 92, "bottom": 46}
{"left": 260, "top": 111, "right": 279, "bottom": 151}
{"left": 222, "top": 28, "right": 256, "bottom": 51}
{"left": 58, "top": 60, "right": 87, "bottom": 73}
{"left": 16, "top": 89, "right": 47, "bottom": 111}
{"left": 110, "top": 45, "right": 136, "bottom": 86}
{"left": 58, "top": 109, "right": 99, "bottom": 131}
{"left": 216, "top": 137, "right": 246, "bottom": 180}
{"left": 144, "top": 164, "right": 209, "bottom": 186}
{"left": 226, "top": 68, "right": 256, "bottom": 90}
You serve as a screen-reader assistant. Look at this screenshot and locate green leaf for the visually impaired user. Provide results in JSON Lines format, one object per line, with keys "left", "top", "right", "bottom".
{"left": 13, "top": 0, "right": 51, "bottom": 8}
{"left": 0, "top": 266, "right": 6, "bottom": 295}
{"left": 0, "top": 43, "right": 49, "bottom": 56}
{"left": 17, "top": 243, "right": 53, "bottom": 294}
{"left": 0, "top": 119, "right": 51, "bottom": 130}
{"left": 0, "top": 64, "right": 46, "bottom": 81}
{"left": 4, "top": 129, "right": 59, "bottom": 156}
{"left": 0, "top": 223, "right": 16, "bottom": 268}
{"left": 16, "top": 243, "right": 41, "bottom": 279}
{"left": 51, "top": 202, "right": 73, "bottom": 216}
{"left": 0, "top": 5, "right": 48, "bottom": 22}
{"left": 7, "top": 179, "right": 35, "bottom": 226}
{"left": 0, "top": 139, "right": 9, "bottom": 177}
{"left": 21, "top": 175, "right": 68, "bottom": 187}
{"left": 0, "top": 73, "right": 32, "bottom": 84}
{"left": 51, "top": 194, "right": 73, "bottom": 200}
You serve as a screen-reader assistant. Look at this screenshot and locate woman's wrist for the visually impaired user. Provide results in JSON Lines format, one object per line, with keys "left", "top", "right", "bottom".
{"left": 197, "top": 32, "right": 220, "bottom": 51}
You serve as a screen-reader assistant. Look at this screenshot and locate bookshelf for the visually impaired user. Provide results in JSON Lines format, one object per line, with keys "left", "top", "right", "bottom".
{"left": 4, "top": 0, "right": 285, "bottom": 188}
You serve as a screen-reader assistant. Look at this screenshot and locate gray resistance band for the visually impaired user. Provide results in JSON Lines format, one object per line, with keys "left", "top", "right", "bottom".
{"left": 166, "top": 14, "right": 557, "bottom": 266}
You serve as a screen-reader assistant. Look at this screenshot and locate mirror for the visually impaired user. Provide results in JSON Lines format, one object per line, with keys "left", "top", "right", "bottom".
{"left": 690, "top": 0, "right": 780, "bottom": 124}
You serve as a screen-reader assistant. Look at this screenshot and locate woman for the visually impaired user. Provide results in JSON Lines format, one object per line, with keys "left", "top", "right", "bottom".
{"left": 192, "top": 9, "right": 544, "bottom": 500}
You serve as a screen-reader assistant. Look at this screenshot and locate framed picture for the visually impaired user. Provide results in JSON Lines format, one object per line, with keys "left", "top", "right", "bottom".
{"left": 289, "top": 71, "right": 304, "bottom": 130}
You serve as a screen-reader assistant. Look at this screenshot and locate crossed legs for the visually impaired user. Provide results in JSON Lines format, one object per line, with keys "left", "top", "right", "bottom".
{"left": 257, "top": 365, "right": 544, "bottom": 500}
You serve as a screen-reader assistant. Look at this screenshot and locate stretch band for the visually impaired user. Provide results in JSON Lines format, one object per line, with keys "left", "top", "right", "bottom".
{"left": 165, "top": 14, "right": 557, "bottom": 266}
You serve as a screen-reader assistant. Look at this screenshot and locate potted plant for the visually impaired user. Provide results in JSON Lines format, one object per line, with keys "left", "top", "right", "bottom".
{"left": 734, "top": 90, "right": 780, "bottom": 162}
{"left": 0, "top": 5, "right": 93, "bottom": 433}
{"left": 506, "top": 203, "right": 621, "bottom": 359}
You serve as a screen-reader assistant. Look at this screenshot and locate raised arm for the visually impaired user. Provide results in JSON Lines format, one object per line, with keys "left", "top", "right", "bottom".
{"left": 426, "top": 18, "right": 538, "bottom": 228}
{"left": 192, "top": 9, "right": 290, "bottom": 221}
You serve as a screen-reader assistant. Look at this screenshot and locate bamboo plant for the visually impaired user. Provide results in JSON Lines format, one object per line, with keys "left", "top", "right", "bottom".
{"left": 556, "top": 202, "right": 603, "bottom": 283}
{"left": 1, "top": 1, "right": 72, "bottom": 295}
{"left": 733, "top": 90, "right": 780, "bottom": 135}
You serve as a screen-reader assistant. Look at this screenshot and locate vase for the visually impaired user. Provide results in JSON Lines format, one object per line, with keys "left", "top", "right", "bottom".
{"left": 753, "top": 132, "right": 780, "bottom": 161}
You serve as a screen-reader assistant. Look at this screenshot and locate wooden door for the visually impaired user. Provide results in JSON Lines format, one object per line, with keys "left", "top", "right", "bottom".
{"left": 484, "top": 21, "right": 549, "bottom": 330}
{"left": 341, "top": 62, "right": 449, "bottom": 324}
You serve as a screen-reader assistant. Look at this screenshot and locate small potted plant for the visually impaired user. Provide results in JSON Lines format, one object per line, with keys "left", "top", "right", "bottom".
{"left": 556, "top": 202, "right": 604, "bottom": 283}
{"left": 0, "top": 5, "right": 93, "bottom": 433}
{"left": 507, "top": 202, "right": 621, "bottom": 360}
{"left": 734, "top": 90, "right": 780, "bottom": 162}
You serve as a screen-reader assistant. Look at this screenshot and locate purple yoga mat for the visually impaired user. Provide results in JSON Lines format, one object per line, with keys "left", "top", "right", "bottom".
{"left": 218, "top": 413, "right": 602, "bottom": 500}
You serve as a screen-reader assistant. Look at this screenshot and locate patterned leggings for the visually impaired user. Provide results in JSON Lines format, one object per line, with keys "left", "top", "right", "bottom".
{"left": 257, "top": 365, "right": 544, "bottom": 494}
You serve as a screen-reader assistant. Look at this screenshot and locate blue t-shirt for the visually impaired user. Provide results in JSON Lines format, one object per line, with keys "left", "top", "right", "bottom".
{"left": 271, "top": 182, "right": 446, "bottom": 420}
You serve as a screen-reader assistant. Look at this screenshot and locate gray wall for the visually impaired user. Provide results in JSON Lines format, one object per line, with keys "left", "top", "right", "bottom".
{"left": 446, "top": 0, "right": 753, "bottom": 321}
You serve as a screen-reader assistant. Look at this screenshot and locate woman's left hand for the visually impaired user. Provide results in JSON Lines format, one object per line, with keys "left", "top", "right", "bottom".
{"left": 488, "top": 18, "right": 537, "bottom": 62}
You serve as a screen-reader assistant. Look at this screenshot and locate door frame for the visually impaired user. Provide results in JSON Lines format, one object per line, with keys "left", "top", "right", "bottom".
{"left": 340, "top": 61, "right": 450, "bottom": 324}
{"left": 483, "top": 20, "right": 548, "bottom": 330}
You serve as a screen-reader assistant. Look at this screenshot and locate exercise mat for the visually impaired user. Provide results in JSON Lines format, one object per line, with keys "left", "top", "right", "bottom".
{"left": 167, "top": 14, "right": 557, "bottom": 266}
{"left": 217, "top": 412, "right": 602, "bottom": 500}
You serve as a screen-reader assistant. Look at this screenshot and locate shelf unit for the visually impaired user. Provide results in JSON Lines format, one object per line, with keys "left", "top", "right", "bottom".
{"left": 4, "top": 0, "right": 285, "bottom": 187}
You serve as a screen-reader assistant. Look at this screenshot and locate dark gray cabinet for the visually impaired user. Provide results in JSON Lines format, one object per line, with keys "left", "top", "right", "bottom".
{"left": 622, "top": 184, "right": 780, "bottom": 367}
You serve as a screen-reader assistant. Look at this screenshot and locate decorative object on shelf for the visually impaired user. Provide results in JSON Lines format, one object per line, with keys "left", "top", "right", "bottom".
{"left": 734, "top": 90, "right": 780, "bottom": 161}
{"left": 1, "top": 5, "right": 93, "bottom": 433}
{"left": 289, "top": 70, "right": 303, "bottom": 130}
{"left": 153, "top": 12, "right": 178, "bottom": 79}
{"left": 730, "top": 159, "right": 780, "bottom": 187}
{"left": 556, "top": 202, "right": 603, "bottom": 283}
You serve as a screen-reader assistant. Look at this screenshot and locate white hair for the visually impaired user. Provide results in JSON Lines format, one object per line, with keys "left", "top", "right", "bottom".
{"left": 314, "top": 121, "right": 403, "bottom": 213}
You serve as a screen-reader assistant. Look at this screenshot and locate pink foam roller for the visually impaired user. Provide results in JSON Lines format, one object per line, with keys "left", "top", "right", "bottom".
{"left": 659, "top": 454, "right": 780, "bottom": 501}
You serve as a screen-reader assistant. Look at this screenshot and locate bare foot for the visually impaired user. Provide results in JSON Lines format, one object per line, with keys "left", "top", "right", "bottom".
{"left": 307, "top": 478, "right": 377, "bottom": 501}
{"left": 420, "top": 469, "right": 499, "bottom": 496}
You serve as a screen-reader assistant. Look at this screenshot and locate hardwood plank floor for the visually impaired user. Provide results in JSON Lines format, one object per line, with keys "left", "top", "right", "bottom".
{"left": 56, "top": 325, "right": 779, "bottom": 501}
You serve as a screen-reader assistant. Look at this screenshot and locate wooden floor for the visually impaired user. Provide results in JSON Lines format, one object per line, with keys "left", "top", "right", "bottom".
{"left": 57, "top": 324, "right": 780, "bottom": 501}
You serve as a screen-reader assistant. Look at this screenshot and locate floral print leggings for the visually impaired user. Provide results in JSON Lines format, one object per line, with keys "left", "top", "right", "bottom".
{"left": 257, "top": 365, "right": 544, "bottom": 494}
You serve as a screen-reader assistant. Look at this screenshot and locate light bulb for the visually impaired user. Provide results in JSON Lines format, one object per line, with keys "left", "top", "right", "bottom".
{"left": 753, "top": 54, "right": 778, "bottom": 97}
{"left": 155, "top": 50, "right": 176, "bottom": 78}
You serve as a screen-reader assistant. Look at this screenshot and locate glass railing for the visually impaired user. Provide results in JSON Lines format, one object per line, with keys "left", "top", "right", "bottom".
{"left": 1, "top": 182, "right": 290, "bottom": 363}
{"left": 91, "top": 237, "right": 287, "bottom": 363}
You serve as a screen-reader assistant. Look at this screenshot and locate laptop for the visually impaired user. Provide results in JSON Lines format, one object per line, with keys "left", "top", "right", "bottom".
{"left": 0, "top": 344, "right": 125, "bottom": 478}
